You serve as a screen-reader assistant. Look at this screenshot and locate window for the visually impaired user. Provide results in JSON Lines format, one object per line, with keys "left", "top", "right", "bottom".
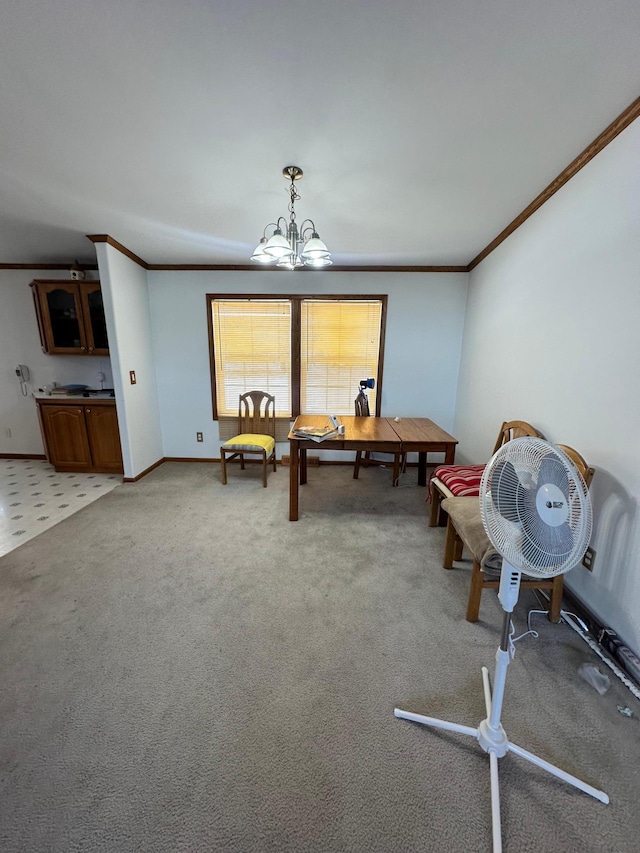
{"left": 208, "top": 295, "right": 386, "bottom": 419}
{"left": 211, "top": 299, "right": 292, "bottom": 417}
{"left": 301, "top": 300, "right": 382, "bottom": 413}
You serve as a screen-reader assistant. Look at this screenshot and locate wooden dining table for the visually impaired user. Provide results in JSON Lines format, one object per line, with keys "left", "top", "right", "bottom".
{"left": 288, "top": 415, "right": 458, "bottom": 521}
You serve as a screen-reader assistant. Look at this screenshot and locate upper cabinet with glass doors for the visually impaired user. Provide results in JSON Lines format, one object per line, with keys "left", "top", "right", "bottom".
{"left": 30, "top": 280, "right": 109, "bottom": 356}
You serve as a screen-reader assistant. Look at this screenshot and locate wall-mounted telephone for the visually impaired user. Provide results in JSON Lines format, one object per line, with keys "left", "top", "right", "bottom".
{"left": 16, "top": 364, "right": 30, "bottom": 396}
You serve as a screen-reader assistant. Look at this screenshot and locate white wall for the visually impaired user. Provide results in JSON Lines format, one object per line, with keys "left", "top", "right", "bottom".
{"left": 148, "top": 270, "right": 469, "bottom": 461}
{"left": 0, "top": 269, "right": 113, "bottom": 455}
{"left": 95, "top": 244, "right": 163, "bottom": 479}
{"left": 455, "top": 117, "right": 640, "bottom": 654}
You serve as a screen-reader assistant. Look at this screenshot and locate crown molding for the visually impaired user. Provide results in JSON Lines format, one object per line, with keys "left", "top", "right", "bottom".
{"left": 145, "top": 263, "right": 468, "bottom": 272}
{"left": 468, "top": 94, "right": 640, "bottom": 270}
{"left": 0, "top": 263, "right": 99, "bottom": 270}
{"left": 87, "top": 234, "right": 149, "bottom": 269}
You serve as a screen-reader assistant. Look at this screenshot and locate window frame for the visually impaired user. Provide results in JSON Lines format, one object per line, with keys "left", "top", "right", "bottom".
{"left": 207, "top": 293, "right": 388, "bottom": 420}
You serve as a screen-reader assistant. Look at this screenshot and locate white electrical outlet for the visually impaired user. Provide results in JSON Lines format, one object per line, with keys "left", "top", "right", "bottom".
{"left": 582, "top": 546, "right": 596, "bottom": 571}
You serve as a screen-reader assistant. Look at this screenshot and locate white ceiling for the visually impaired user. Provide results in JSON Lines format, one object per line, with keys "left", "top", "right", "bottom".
{"left": 1, "top": 0, "right": 639, "bottom": 268}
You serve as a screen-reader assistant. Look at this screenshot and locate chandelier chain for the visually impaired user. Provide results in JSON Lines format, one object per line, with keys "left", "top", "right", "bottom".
{"left": 288, "top": 179, "right": 300, "bottom": 223}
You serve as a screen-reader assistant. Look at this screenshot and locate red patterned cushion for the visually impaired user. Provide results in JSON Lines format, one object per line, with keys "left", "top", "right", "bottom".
{"left": 432, "top": 464, "right": 486, "bottom": 497}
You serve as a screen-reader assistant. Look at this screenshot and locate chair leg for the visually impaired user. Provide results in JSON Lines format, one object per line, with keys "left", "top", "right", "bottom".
{"left": 353, "top": 451, "right": 362, "bottom": 479}
{"left": 262, "top": 452, "right": 267, "bottom": 487}
{"left": 443, "top": 518, "right": 459, "bottom": 569}
{"left": 272, "top": 452, "right": 277, "bottom": 473}
{"left": 429, "top": 483, "right": 440, "bottom": 527}
{"left": 429, "top": 482, "right": 440, "bottom": 527}
{"left": 466, "top": 560, "right": 483, "bottom": 622}
{"left": 392, "top": 453, "right": 400, "bottom": 487}
{"left": 548, "top": 575, "right": 564, "bottom": 622}
{"left": 221, "top": 450, "right": 227, "bottom": 485}
{"left": 454, "top": 537, "right": 463, "bottom": 562}
{"left": 240, "top": 453, "right": 245, "bottom": 471}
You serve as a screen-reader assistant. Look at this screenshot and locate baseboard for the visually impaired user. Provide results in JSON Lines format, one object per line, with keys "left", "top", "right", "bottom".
{"left": 159, "top": 456, "right": 422, "bottom": 468}
{"left": 163, "top": 457, "right": 217, "bottom": 463}
{"left": 164, "top": 457, "right": 273, "bottom": 465}
{"left": 122, "top": 457, "right": 165, "bottom": 483}
{"left": 124, "top": 456, "right": 427, "bottom": 478}
{"left": 0, "top": 453, "right": 47, "bottom": 460}
{"left": 560, "top": 586, "right": 605, "bottom": 636}
{"left": 281, "top": 454, "right": 320, "bottom": 467}
{"left": 279, "top": 455, "right": 421, "bottom": 468}
{"left": 163, "top": 457, "right": 359, "bottom": 467}
{"left": 537, "top": 585, "right": 640, "bottom": 691}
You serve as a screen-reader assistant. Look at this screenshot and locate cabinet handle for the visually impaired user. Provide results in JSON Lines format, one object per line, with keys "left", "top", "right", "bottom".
{"left": 88, "top": 346, "right": 94, "bottom": 352}
{"left": 80, "top": 346, "right": 86, "bottom": 351}
{"left": 87, "top": 408, "right": 91, "bottom": 413}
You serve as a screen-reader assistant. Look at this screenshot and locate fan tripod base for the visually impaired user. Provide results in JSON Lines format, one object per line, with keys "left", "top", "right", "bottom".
{"left": 394, "top": 647, "right": 608, "bottom": 853}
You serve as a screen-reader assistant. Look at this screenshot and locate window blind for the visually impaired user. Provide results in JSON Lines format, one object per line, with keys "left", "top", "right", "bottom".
{"left": 212, "top": 299, "right": 291, "bottom": 417}
{"left": 300, "top": 299, "right": 382, "bottom": 414}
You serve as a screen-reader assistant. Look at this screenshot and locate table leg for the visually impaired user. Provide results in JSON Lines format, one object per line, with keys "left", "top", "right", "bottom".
{"left": 300, "top": 448, "right": 308, "bottom": 485}
{"left": 289, "top": 441, "right": 299, "bottom": 521}
{"left": 445, "top": 444, "right": 456, "bottom": 464}
{"left": 417, "top": 451, "right": 427, "bottom": 486}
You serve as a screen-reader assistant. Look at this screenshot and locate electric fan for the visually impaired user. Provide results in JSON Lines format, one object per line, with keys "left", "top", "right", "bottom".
{"left": 394, "top": 438, "right": 608, "bottom": 853}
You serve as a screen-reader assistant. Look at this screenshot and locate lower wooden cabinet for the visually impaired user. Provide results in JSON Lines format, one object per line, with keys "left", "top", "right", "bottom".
{"left": 37, "top": 399, "right": 123, "bottom": 474}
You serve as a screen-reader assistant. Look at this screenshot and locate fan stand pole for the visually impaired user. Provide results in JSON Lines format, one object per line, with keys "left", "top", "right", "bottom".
{"left": 394, "top": 600, "right": 608, "bottom": 852}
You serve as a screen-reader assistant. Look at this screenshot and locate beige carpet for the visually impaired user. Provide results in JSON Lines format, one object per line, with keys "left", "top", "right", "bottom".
{"left": 0, "top": 461, "right": 638, "bottom": 852}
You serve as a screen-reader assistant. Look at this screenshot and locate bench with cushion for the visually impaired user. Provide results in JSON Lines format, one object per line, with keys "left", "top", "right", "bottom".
{"left": 428, "top": 420, "right": 543, "bottom": 527}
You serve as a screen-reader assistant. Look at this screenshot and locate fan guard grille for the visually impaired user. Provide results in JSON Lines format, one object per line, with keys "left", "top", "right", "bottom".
{"left": 480, "top": 438, "right": 592, "bottom": 578}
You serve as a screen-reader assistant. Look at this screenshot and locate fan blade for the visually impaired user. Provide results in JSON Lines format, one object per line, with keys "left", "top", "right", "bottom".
{"left": 538, "top": 455, "right": 569, "bottom": 498}
{"left": 521, "top": 512, "right": 575, "bottom": 568}
{"left": 490, "top": 460, "right": 526, "bottom": 522}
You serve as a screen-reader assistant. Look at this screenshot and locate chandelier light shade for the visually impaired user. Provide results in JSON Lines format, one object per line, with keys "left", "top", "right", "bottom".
{"left": 251, "top": 166, "right": 332, "bottom": 269}
{"left": 250, "top": 238, "right": 273, "bottom": 263}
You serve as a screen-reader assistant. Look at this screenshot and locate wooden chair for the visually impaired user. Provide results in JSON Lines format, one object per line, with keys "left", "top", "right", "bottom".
{"left": 353, "top": 392, "right": 405, "bottom": 486}
{"left": 441, "top": 444, "right": 594, "bottom": 623}
{"left": 220, "top": 391, "right": 277, "bottom": 487}
{"left": 429, "top": 420, "right": 544, "bottom": 527}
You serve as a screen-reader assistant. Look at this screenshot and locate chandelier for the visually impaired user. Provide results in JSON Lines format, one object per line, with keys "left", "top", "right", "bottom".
{"left": 251, "top": 166, "right": 332, "bottom": 269}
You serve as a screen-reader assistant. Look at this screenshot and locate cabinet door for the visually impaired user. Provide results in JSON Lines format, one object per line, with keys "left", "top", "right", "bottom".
{"left": 31, "top": 284, "right": 49, "bottom": 352}
{"left": 38, "top": 282, "right": 88, "bottom": 353}
{"left": 79, "top": 282, "right": 109, "bottom": 355}
{"left": 85, "top": 405, "right": 123, "bottom": 473}
{"left": 40, "top": 405, "right": 92, "bottom": 471}
{"left": 35, "top": 282, "right": 88, "bottom": 354}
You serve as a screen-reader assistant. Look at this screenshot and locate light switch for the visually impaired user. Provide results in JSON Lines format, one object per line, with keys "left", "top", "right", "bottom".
{"left": 129, "top": 370, "right": 137, "bottom": 385}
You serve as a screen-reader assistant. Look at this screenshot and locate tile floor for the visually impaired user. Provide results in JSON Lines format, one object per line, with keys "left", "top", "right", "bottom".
{"left": 0, "top": 458, "right": 121, "bottom": 558}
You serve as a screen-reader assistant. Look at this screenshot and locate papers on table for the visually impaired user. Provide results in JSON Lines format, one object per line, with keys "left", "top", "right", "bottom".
{"left": 292, "top": 425, "right": 339, "bottom": 443}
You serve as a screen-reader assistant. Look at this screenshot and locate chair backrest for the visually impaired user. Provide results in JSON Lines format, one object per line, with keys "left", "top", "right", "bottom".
{"left": 354, "top": 390, "right": 370, "bottom": 417}
{"left": 238, "top": 391, "right": 276, "bottom": 438}
{"left": 491, "top": 420, "right": 544, "bottom": 454}
{"left": 556, "top": 444, "right": 595, "bottom": 489}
